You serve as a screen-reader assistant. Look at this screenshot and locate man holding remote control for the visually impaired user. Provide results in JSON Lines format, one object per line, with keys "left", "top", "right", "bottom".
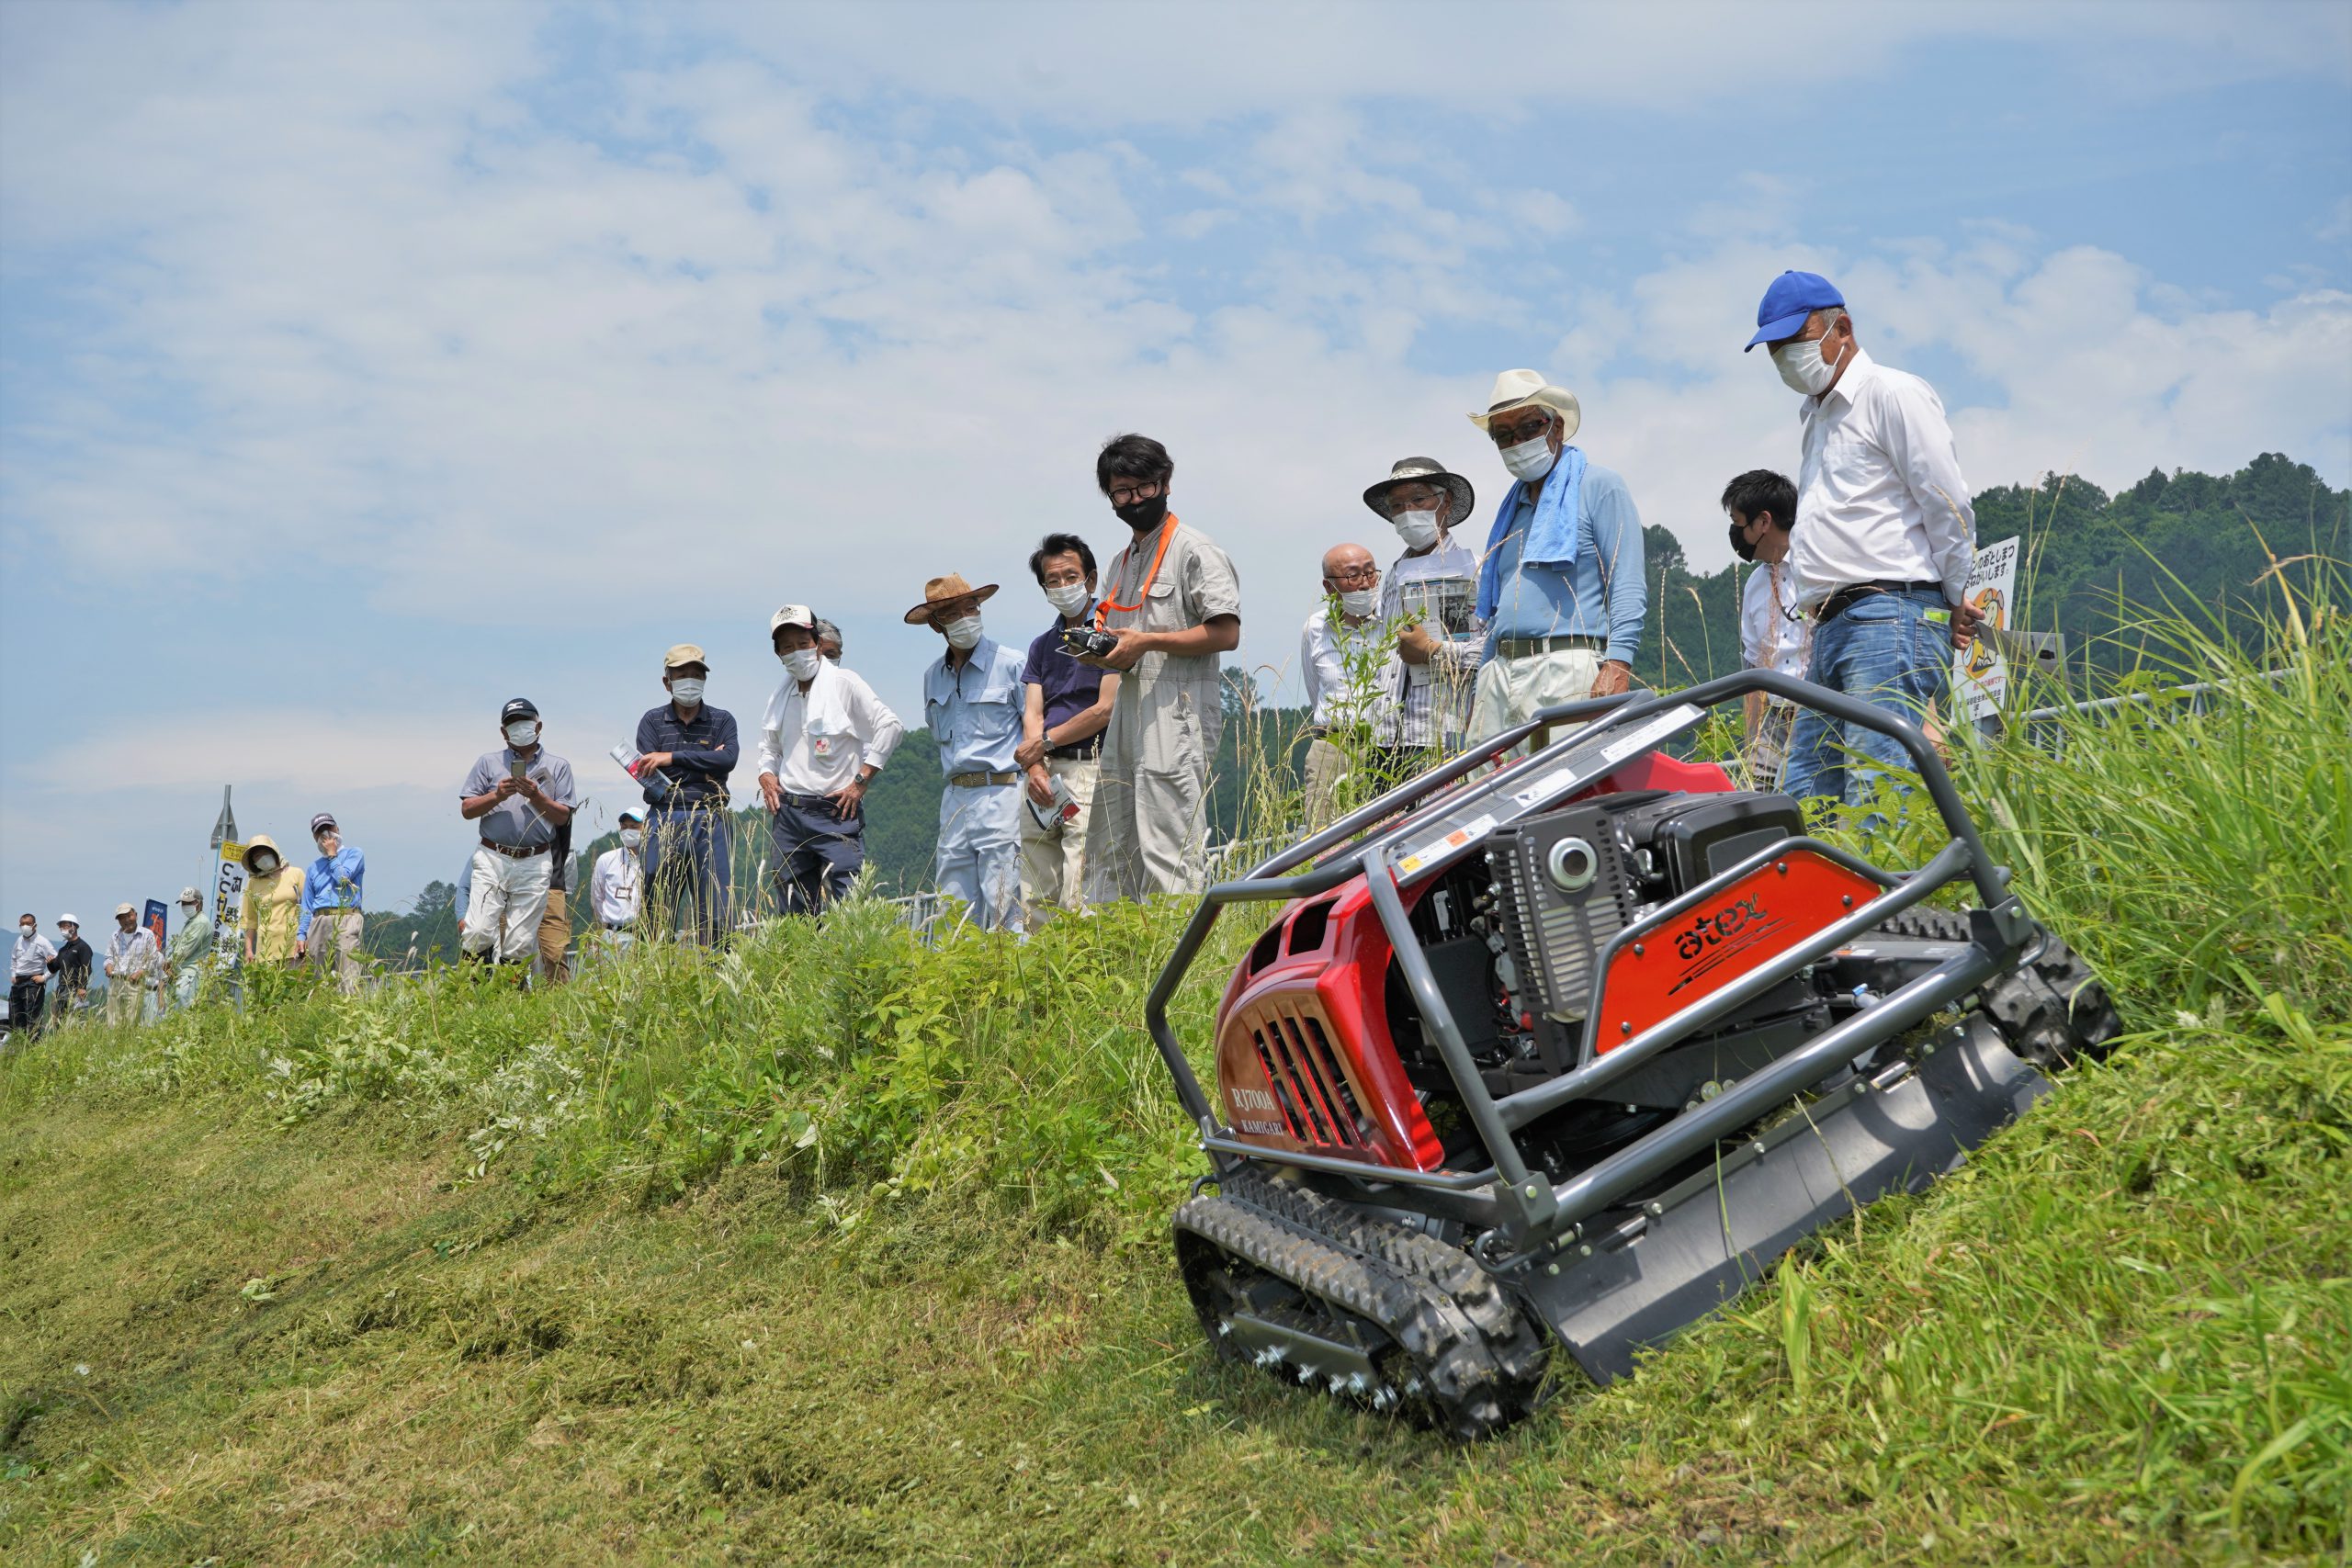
{"left": 1077, "top": 433, "right": 1242, "bottom": 902}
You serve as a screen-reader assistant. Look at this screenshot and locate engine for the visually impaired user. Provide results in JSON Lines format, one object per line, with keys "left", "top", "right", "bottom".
{"left": 1213, "top": 782, "right": 1852, "bottom": 1182}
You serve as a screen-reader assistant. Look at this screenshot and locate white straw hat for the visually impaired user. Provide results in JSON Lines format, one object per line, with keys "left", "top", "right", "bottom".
{"left": 1467, "top": 369, "right": 1581, "bottom": 440}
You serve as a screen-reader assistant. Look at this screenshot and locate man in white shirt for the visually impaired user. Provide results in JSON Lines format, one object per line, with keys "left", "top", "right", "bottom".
{"left": 757, "top": 604, "right": 903, "bottom": 917}
{"left": 1361, "top": 456, "right": 1485, "bottom": 767}
{"left": 1299, "top": 543, "right": 1382, "bottom": 829}
{"left": 588, "top": 807, "right": 646, "bottom": 942}
{"left": 1723, "top": 468, "right": 1812, "bottom": 790}
{"left": 11, "top": 913, "right": 57, "bottom": 1040}
{"left": 1746, "top": 271, "right": 1982, "bottom": 805}
{"left": 102, "top": 903, "right": 159, "bottom": 1028}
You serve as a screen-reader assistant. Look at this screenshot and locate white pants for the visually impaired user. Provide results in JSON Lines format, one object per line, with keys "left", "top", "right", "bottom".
{"left": 1467, "top": 647, "right": 1602, "bottom": 745}
{"left": 462, "top": 846, "right": 552, "bottom": 964}
{"left": 1019, "top": 754, "right": 1100, "bottom": 915}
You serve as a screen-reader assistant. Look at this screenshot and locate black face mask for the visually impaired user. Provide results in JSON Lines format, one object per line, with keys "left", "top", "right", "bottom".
{"left": 1114, "top": 494, "right": 1169, "bottom": 531}
{"left": 1728, "top": 518, "right": 1759, "bottom": 563}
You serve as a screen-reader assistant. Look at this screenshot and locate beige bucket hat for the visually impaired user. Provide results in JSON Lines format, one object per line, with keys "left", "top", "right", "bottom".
{"left": 1467, "top": 368, "right": 1581, "bottom": 441}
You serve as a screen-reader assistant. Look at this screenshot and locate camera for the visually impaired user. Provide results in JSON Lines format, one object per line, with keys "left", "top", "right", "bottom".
{"left": 1060, "top": 625, "right": 1121, "bottom": 660}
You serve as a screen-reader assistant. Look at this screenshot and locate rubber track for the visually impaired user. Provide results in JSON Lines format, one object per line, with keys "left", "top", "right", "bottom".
{"left": 1871, "top": 906, "right": 2121, "bottom": 1066}
{"left": 1174, "top": 1174, "right": 1546, "bottom": 1439}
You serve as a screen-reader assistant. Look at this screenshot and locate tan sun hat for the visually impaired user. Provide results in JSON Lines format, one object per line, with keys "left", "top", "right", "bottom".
{"left": 1467, "top": 368, "right": 1581, "bottom": 440}
{"left": 903, "top": 573, "right": 1000, "bottom": 626}
{"left": 662, "top": 642, "right": 708, "bottom": 670}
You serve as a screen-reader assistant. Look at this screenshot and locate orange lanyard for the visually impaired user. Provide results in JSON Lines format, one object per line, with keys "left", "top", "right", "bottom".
{"left": 1094, "top": 513, "right": 1178, "bottom": 629}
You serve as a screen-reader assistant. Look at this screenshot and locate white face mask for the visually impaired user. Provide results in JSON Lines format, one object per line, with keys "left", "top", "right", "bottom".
{"left": 1337, "top": 587, "right": 1379, "bottom": 618}
{"left": 181, "top": 904, "right": 200, "bottom": 918}
{"left": 1045, "top": 582, "right": 1090, "bottom": 618}
{"left": 1771, "top": 329, "right": 1845, "bottom": 396}
{"left": 941, "top": 615, "right": 984, "bottom": 650}
{"left": 253, "top": 852, "right": 277, "bottom": 874}
{"left": 1500, "top": 434, "right": 1557, "bottom": 482}
{"left": 18, "top": 925, "right": 32, "bottom": 938}
{"left": 1392, "top": 510, "right": 1442, "bottom": 550}
{"left": 504, "top": 719, "right": 539, "bottom": 749}
{"left": 619, "top": 828, "right": 643, "bottom": 850}
{"left": 780, "top": 649, "right": 822, "bottom": 682}
{"left": 669, "top": 677, "right": 706, "bottom": 705}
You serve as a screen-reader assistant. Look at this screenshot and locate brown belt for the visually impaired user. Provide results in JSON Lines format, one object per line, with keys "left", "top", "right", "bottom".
{"left": 945, "top": 771, "right": 1019, "bottom": 788}
{"left": 481, "top": 839, "right": 551, "bottom": 859}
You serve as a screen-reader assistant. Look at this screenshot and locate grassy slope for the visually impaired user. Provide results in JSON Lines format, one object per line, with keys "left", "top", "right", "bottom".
{"left": 6, "top": 604, "right": 2349, "bottom": 1566}
{"left": 6, "top": 1018, "right": 2345, "bottom": 1566}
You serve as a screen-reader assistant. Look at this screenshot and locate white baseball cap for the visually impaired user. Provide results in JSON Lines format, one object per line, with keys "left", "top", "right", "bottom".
{"left": 769, "top": 604, "right": 818, "bottom": 636}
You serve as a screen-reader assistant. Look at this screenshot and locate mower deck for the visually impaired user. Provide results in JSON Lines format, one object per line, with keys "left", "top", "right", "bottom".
{"left": 1516, "top": 1013, "right": 2048, "bottom": 1382}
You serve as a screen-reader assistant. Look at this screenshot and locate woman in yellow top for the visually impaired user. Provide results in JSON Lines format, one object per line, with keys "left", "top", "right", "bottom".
{"left": 240, "top": 835, "right": 304, "bottom": 964}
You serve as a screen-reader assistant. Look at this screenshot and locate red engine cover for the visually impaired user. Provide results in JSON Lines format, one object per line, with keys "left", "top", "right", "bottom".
{"left": 1211, "top": 747, "right": 1741, "bottom": 1171}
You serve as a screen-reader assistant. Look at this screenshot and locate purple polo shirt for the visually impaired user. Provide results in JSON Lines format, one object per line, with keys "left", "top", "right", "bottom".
{"left": 1022, "top": 615, "right": 1108, "bottom": 756}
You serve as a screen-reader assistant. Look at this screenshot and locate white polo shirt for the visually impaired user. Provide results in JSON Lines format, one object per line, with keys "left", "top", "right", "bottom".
{"left": 756, "top": 659, "right": 904, "bottom": 798}
{"left": 1788, "top": 347, "right": 1976, "bottom": 609}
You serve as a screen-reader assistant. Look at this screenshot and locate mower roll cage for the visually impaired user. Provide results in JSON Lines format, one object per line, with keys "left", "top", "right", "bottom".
{"left": 1145, "top": 669, "right": 2042, "bottom": 1255}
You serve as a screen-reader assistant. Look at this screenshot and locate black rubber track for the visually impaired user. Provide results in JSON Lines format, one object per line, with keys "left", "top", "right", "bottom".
{"left": 1173, "top": 1169, "right": 1548, "bottom": 1439}
{"left": 1872, "top": 905, "right": 2122, "bottom": 1066}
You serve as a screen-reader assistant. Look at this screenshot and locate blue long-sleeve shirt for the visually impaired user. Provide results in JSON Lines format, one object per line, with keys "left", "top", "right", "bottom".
{"left": 299, "top": 846, "right": 365, "bottom": 939}
{"left": 922, "top": 637, "right": 1027, "bottom": 775}
{"left": 1483, "top": 461, "right": 1647, "bottom": 666}
{"left": 635, "top": 701, "right": 741, "bottom": 808}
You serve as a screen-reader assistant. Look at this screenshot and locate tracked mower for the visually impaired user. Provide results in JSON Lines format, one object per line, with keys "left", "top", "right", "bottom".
{"left": 1148, "top": 672, "right": 2118, "bottom": 1438}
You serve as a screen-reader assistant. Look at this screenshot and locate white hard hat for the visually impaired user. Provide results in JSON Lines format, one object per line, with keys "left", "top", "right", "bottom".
{"left": 58, "top": 913, "right": 78, "bottom": 927}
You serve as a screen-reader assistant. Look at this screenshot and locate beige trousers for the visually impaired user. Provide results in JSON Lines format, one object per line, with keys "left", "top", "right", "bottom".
{"left": 305, "top": 908, "right": 363, "bottom": 995}
{"left": 1467, "top": 648, "right": 1602, "bottom": 747}
{"left": 1301, "top": 736, "right": 1351, "bottom": 831}
{"left": 1089, "top": 674, "right": 1219, "bottom": 903}
{"left": 1019, "top": 754, "right": 1101, "bottom": 915}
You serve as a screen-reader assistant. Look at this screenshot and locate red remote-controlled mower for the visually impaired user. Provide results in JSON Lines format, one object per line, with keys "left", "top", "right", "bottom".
{"left": 1147, "top": 673, "right": 2117, "bottom": 1438}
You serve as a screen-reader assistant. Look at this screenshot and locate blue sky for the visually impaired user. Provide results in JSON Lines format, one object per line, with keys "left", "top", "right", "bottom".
{"left": 3, "top": 0, "right": 2348, "bottom": 928}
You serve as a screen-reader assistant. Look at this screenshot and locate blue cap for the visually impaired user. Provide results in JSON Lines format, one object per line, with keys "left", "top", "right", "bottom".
{"left": 1746, "top": 270, "right": 1844, "bottom": 351}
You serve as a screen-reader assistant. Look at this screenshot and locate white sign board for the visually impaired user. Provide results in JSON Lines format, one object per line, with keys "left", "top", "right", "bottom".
{"left": 1952, "top": 536, "right": 2020, "bottom": 722}
{"left": 213, "top": 841, "right": 248, "bottom": 957}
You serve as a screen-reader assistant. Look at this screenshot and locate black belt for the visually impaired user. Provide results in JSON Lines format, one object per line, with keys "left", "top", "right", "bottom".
{"left": 782, "top": 791, "right": 846, "bottom": 808}
{"left": 481, "top": 839, "right": 550, "bottom": 860}
{"left": 1815, "top": 579, "right": 1942, "bottom": 625}
{"left": 1046, "top": 739, "right": 1101, "bottom": 761}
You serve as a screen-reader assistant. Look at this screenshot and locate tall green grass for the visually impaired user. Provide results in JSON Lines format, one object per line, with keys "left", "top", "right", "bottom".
{"left": 7, "top": 577, "right": 2346, "bottom": 1233}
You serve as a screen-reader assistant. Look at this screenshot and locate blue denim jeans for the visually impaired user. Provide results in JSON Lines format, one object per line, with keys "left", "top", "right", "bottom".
{"left": 1781, "top": 587, "right": 1951, "bottom": 807}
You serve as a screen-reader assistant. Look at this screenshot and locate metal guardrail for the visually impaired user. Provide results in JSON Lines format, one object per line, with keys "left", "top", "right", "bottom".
{"left": 2011, "top": 666, "right": 2294, "bottom": 726}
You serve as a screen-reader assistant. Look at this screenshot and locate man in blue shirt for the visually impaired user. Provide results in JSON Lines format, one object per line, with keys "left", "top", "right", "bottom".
{"left": 633, "top": 643, "right": 741, "bottom": 947}
{"left": 1015, "top": 534, "right": 1118, "bottom": 916}
{"left": 1464, "top": 370, "right": 1646, "bottom": 748}
{"left": 296, "top": 811, "right": 366, "bottom": 993}
{"left": 909, "top": 572, "right": 1027, "bottom": 933}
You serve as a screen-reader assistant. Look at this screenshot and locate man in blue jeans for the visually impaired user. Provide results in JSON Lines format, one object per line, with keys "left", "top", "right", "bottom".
{"left": 1745, "top": 271, "right": 1983, "bottom": 804}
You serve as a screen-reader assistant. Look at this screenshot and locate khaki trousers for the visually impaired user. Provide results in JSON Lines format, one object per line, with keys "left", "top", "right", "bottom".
{"left": 1301, "top": 737, "right": 1350, "bottom": 832}
{"left": 1089, "top": 675, "right": 1219, "bottom": 904}
{"left": 537, "top": 888, "right": 571, "bottom": 984}
{"left": 1018, "top": 754, "right": 1100, "bottom": 915}
{"left": 1467, "top": 647, "right": 1602, "bottom": 748}
{"left": 105, "top": 976, "right": 150, "bottom": 1028}
{"left": 306, "top": 908, "right": 363, "bottom": 995}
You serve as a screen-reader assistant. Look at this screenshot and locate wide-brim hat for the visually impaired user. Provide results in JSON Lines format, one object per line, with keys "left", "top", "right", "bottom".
{"left": 903, "top": 573, "right": 1000, "bottom": 626}
{"left": 1467, "top": 368, "right": 1581, "bottom": 441}
{"left": 1363, "top": 457, "right": 1476, "bottom": 525}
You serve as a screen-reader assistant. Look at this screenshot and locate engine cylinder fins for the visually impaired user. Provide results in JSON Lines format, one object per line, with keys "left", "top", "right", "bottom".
{"left": 1867, "top": 907, "right": 2121, "bottom": 1067}
{"left": 1172, "top": 1171, "right": 1550, "bottom": 1439}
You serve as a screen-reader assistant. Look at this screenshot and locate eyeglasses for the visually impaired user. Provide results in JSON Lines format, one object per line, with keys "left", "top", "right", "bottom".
{"left": 1487, "top": 413, "right": 1552, "bottom": 446}
{"left": 1106, "top": 480, "right": 1163, "bottom": 506}
{"left": 1325, "top": 565, "right": 1380, "bottom": 588}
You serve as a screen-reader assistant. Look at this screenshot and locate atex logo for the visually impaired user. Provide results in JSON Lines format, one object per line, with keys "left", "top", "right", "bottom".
{"left": 1229, "top": 1085, "right": 1279, "bottom": 1114}
{"left": 1675, "top": 893, "right": 1769, "bottom": 961}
